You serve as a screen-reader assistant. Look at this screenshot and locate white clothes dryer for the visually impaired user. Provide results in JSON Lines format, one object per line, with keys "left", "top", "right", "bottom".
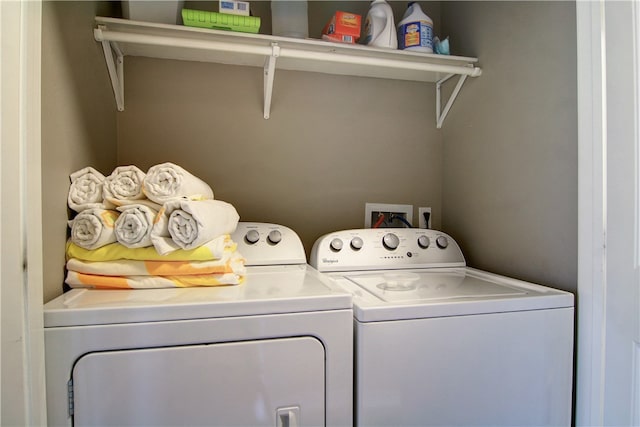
{"left": 311, "top": 227, "right": 574, "bottom": 427}
{"left": 44, "top": 222, "right": 353, "bottom": 427}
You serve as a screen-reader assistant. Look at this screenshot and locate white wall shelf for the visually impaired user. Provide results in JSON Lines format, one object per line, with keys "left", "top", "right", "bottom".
{"left": 94, "top": 17, "right": 482, "bottom": 127}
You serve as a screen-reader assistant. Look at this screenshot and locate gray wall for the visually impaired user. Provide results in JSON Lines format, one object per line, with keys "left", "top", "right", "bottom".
{"left": 440, "top": 1, "right": 578, "bottom": 291}
{"left": 117, "top": 1, "right": 444, "bottom": 258}
{"left": 41, "top": 0, "right": 577, "bottom": 301}
{"left": 41, "top": 1, "right": 118, "bottom": 302}
{"left": 117, "top": 59, "right": 443, "bottom": 255}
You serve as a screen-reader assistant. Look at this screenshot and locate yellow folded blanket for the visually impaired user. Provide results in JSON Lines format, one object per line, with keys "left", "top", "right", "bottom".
{"left": 65, "top": 271, "right": 244, "bottom": 289}
{"left": 66, "top": 234, "right": 235, "bottom": 262}
{"left": 66, "top": 252, "right": 246, "bottom": 276}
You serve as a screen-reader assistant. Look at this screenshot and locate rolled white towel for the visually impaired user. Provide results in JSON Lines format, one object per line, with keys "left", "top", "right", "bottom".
{"left": 143, "top": 162, "right": 213, "bottom": 204}
{"left": 114, "top": 204, "right": 158, "bottom": 248}
{"left": 103, "top": 165, "right": 147, "bottom": 207}
{"left": 68, "top": 167, "right": 108, "bottom": 212}
{"left": 69, "top": 209, "right": 119, "bottom": 250}
{"left": 151, "top": 200, "right": 239, "bottom": 255}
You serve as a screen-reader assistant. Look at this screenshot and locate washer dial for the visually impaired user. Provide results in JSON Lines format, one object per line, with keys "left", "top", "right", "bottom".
{"left": 417, "top": 235, "right": 430, "bottom": 249}
{"left": 436, "top": 235, "right": 449, "bottom": 249}
{"left": 351, "top": 237, "right": 364, "bottom": 250}
{"left": 382, "top": 233, "right": 400, "bottom": 250}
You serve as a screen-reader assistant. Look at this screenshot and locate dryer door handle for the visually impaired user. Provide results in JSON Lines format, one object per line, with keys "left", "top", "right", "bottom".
{"left": 276, "top": 406, "right": 300, "bottom": 427}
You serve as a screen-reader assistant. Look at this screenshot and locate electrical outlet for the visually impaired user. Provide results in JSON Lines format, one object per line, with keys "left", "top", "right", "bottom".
{"left": 418, "top": 207, "right": 432, "bottom": 229}
{"left": 365, "top": 203, "right": 413, "bottom": 228}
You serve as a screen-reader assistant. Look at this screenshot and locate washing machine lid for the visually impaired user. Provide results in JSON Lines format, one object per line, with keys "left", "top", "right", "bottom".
{"left": 333, "top": 267, "right": 574, "bottom": 322}
{"left": 44, "top": 265, "right": 351, "bottom": 327}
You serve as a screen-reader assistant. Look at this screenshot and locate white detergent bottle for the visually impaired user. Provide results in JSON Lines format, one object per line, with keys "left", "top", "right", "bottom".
{"left": 363, "top": 0, "right": 397, "bottom": 49}
{"left": 397, "top": 2, "right": 434, "bottom": 53}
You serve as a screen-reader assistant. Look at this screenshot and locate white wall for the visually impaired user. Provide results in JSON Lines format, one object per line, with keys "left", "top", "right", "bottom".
{"left": 1, "top": 1, "right": 46, "bottom": 424}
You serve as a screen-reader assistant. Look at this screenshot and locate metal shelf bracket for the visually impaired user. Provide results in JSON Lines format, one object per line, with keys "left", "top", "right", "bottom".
{"left": 436, "top": 73, "right": 468, "bottom": 129}
{"left": 96, "top": 26, "right": 124, "bottom": 111}
{"left": 263, "top": 43, "right": 280, "bottom": 119}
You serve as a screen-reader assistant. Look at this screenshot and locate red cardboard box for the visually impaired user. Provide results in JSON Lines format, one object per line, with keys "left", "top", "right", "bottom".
{"left": 322, "top": 11, "right": 361, "bottom": 44}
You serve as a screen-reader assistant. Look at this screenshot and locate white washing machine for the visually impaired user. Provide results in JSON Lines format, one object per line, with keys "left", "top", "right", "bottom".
{"left": 310, "top": 228, "right": 574, "bottom": 427}
{"left": 44, "top": 222, "right": 353, "bottom": 427}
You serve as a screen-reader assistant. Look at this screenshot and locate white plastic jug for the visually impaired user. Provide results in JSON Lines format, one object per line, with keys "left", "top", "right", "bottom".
{"left": 397, "top": 2, "right": 433, "bottom": 53}
{"left": 363, "top": 0, "right": 397, "bottom": 49}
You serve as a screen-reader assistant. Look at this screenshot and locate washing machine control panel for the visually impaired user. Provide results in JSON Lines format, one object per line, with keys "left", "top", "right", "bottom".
{"left": 232, "top": 222, "right": 306, "bottom": 266}
{"left": 310, "top": 228, "right": 466, "bottom": 272}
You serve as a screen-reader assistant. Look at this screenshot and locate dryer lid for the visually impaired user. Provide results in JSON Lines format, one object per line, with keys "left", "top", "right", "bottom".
{"left": 44, "top": 265, "right": 351, "bottom": 327}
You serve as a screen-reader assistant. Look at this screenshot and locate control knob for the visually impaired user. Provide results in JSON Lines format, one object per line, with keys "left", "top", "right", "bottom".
{"left": 417, "top": 235, "right": 430, "bottom": 249}
{"left": 330, "top": 238, "right": 343, "bottom": 252}
{"left": 245, "top": 229, "right": 260, "bottom": 244}
{"left": 350, "top": 237, "right": 364, "bottom": 250}
{"left": 436, "top": 235, "right": 449, "bottom": 249}
{"left": 267, "top": 230, "right": 282, "bottom": 245}
{"left": 382, "top": 233, "right": 400, "bottom": 250}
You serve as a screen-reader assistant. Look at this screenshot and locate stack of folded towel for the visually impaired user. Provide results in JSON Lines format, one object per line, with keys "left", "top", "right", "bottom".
{"left": 66, "top": 163, "right": 245, "bottom": 289}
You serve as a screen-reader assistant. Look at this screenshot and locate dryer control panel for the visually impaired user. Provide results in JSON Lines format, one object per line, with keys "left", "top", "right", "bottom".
{"left": 310, "top": 228, "right": 466, "bottom": 272}
{"left": 232, "top": 222, "right": 306, "bottom": 266}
